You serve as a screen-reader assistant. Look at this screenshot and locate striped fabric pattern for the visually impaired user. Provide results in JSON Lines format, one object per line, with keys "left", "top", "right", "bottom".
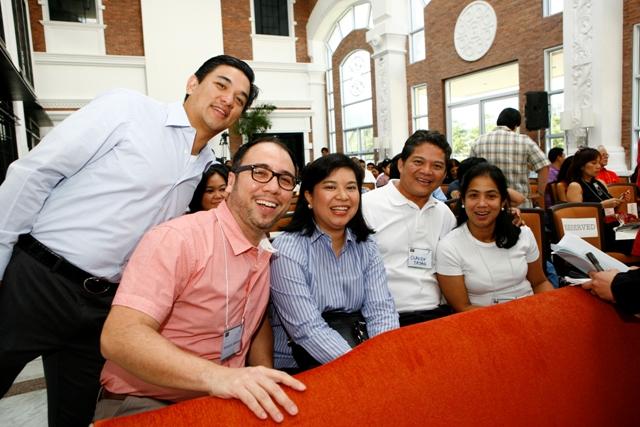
{"left": 270, "top": 227, "right": 399, "bottom": 368}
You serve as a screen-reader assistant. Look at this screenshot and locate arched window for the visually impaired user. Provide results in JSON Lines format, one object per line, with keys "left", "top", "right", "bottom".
{"left": 340, "top": 50, "right": 374, "bottom": 160}
{"left": 325, "top": 3, "right": 372, "bottom": 152}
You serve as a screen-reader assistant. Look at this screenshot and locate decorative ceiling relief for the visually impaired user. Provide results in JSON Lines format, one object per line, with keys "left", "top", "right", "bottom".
{"left": 454, "top": 1, "right": 497, "bottom": 62}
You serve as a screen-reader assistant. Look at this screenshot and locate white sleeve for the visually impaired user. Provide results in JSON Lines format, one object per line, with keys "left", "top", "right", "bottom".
{"left": 522, "top": 227, "right": 540, "bottom": 264}
{"left": 0, "top": 90, "right": 131, "bottom": 278}
{"left": 436, "top": 235, "right": 464, "bottom": 276}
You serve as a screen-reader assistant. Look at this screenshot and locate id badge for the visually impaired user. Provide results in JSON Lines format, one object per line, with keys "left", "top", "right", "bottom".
{"left": 604, "top": 207, "right": 615, "bottom": 217}
{"left": 408, "top": 247, "right": 432, "bottom": 269}
{"left": 220, "top": 323, "right": 243, "bottom": 361}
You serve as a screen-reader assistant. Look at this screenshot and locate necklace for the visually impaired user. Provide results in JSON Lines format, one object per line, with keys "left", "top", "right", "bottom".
{"left": 581, "top": 179, "right": 609, "bottom": 201}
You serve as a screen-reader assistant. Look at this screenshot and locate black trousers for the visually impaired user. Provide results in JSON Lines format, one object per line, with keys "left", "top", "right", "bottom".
{"left": 0, "top": 246, "right": 113, "bottom": 427}
{"left": 398, "top": 305, "right": 452, "bottom": 327}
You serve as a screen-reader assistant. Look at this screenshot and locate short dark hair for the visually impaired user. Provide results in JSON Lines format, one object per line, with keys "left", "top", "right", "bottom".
{"left": 321, "top": 147, "right": 329, "bottom": 153}
{"left": 556, "top": 155, "right": 573, "bottom": 184}
{"left": 185, "top": 55, "right": 259, "bottom": 113}
{"left": 400, "top": 130, "right": 452, "bottom": 164}
{"left": 389, "top": 153, "right": 402, "bottom": 179}
{"left": 231, "top": 136, "right": 298, "bottom": 175}
{"left": 457, "top": 163, "right": 521, "bottom": 249}
{"left": 548, "top": 147, "right": 564, "bottom": 163}
{"left": 457, "top": 157, "right": 487, "bottom": 183}
{"left": 285, "top": 153, "right": 374, "bottom": 242}
{"left": 189, "top": 163, "right": 229, "bottom": 212}
{"left": 567, "top": 147, "right": 600, "bottom": 183}
{"left": 496, "top": 108, "right": 521, "bottom": 130}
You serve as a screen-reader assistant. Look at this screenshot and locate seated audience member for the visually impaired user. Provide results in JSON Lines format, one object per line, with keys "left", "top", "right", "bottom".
{"left": 583, "top": 268, "right": 640, "bottom": 315}
{"left": 444, "top": 158, "right": 461, "bottom": 184}
{"left": 375, "top": 159, "right": 392, "bottom": 188}
{"left": 553, "top": 154, "right": 573, "bottom": 203}
{"left": 367, "top": 162, "right": 380, "bottom": 179}
{"left": 321, "top": 146, "right": 330, "bottom": 157}
{"left": 188, "top": 163, "right": 229, "bottom": 212}
{"left": 362, "top": 130, "right": 456, "bottom": 326}
{"left": 546, "top": 147, "right": 565, "bottom": 206}
{"left": 436, "top": 163, "right": 553, "bottom": 311}
{"left": 388, "top": 153, "right": 402, "bottom": 179}
{"left": 270, "top": 154, "right": 398, "bottom": 373}
{"left": 565, "top": 148, "right": 632, "bottom": 253}
{"left": 94, "top": 138, "right": 305, "bottom": 422}
{"left": 596, "top": 145, "right": 620, "bottom": 184}
{"left": 448, "top": 157, "right": 525, "bottom": 207}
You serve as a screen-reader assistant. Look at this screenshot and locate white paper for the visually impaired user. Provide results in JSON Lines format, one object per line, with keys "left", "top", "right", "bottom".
{"left": 627, "top": 202, "right": 638, "bottom": 217}
{"left": 551, "top": 233, "right": 630, "bottom": 274}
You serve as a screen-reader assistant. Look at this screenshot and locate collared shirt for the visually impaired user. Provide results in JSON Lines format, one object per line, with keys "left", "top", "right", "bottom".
{"left": 0, "top": 89, "right": 213, "bottom": 281}
{"left": 101, "top": 201, "right": 275, "bottom": 401}
{"left": 597, "top": 168, "right": 619, "bottom": 185}
{"left": 362, "top": 180, "right": 456, "bottom": 312}
{"left": 470, "top": 126, "right": 549, "bottom": 207}
{"left": 270, "top": 226, "right": 398, "bottom": 368}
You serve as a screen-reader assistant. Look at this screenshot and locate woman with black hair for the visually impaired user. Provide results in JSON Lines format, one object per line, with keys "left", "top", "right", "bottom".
{"left": 188, "top": 163, "right": 229, "bottom": 212}
{"left": 270, "top": 153, "right": 398, "bottom": 372}
{"left": 436, "top": 163, "right": 553, "bottom": 311}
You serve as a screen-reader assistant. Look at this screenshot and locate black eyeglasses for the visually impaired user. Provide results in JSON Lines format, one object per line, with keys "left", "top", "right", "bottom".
{"left": 233, "top": 164, "right": 297, "bottom": 191}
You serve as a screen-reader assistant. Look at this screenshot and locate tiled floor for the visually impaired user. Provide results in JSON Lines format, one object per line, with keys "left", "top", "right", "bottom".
{"left": 0, "top": 358, "right": 48, "bottom": 426}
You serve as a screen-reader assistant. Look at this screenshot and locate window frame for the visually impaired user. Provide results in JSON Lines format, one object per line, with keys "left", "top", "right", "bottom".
{"left": 411, "top": 84, "right": 428, "bottom": 132}
{"left": 43, "top": 0, "right": 102, "bottom": 25}
{"left": 408, "top": 0, "right": 429, "bottom": 63}
{"left": 340, "top": 49, "right": 374, "bottom": 160}
{"left": 544, "top": 45, "right": 565, "bottom": 152}
{"left": 543, "top": 0, "right": 563, "bottom": 17}
{"left": 632, "top": 24, "right": 640, "bottom": 171}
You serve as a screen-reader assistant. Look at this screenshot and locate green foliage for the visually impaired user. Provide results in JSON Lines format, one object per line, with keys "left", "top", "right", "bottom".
{"left": 232, "top": 104, "right": 276, "bottom": 140}
{"left": 451, "top": 122, "right": 480, "bottom": 159}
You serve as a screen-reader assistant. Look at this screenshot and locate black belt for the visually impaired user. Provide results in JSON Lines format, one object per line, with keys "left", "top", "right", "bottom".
{"left": 16, "top": 234, "right": 118, "bottom": 296}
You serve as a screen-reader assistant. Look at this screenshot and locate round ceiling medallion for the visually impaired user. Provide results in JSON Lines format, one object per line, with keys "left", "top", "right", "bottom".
{"left": 454, "top": 1, "right": 497, "bottom": 62}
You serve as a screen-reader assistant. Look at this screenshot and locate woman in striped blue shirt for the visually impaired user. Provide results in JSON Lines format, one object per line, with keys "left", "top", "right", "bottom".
{"left": 270, "top": 154, "right": 399, "bottom": 372}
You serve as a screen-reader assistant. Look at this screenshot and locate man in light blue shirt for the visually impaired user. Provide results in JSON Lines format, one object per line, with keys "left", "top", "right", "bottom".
{"left": 0, "top": 55, "right": 257, "bottom": 427}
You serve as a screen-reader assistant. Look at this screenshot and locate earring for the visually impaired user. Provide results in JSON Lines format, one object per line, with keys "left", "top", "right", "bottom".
{"left": 460, "top": 203, "right": 464, "bottom": 208}
{"left": 308, "top": 203, "right": 312, "bottom": 209}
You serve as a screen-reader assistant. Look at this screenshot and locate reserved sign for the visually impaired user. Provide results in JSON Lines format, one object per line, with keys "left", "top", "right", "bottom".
{"left": 561, "top": 218, "right": 599, "bottom": 238}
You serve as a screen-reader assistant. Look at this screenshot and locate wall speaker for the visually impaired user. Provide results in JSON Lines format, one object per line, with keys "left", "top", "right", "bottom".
{"left": 525, "top": 91, "right": 549, "bottom": 131}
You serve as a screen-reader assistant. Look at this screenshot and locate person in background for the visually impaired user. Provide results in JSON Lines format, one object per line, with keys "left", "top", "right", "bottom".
{"left": 367, "top": 162, "right": 380, "bottom": 180}
{"left": 436, "top": 163, "right": 553, "bottom": 311}
{"left": 321, "top": 146, "right": 330, "bottom": 157}
{"left": 95, "top": 138, "right": 305, "bottom": 422}
{"left": 189, "top": 163, "right": 229, "bottom": 212}
{"left": 224, "top": 159, "right": 233, "bottom": 169}
{"left": 270, "top": 154, "right": 398, "bottom": 373}
{"left": 444, "top": 158, "right": 460, "bottom": 184}
{"left": 0, "top": 54, "right": 256, "bottom": 427}
{"left": 545, "top": 147, "right": 565, "bottom": 206}
{"left": 596, "top": 145, "right": 620, "bottom": 185}
{"left": 554, "top": 154, "right": 573, "bottom": 203}
{"left": 583, "top": 268, "right": 640, "bottom": 315}
{"left": 470, "top": 107, "right": 549, "bottom": 208}
{"left": 375, "top": 158, "right": 392, "bottom": 188}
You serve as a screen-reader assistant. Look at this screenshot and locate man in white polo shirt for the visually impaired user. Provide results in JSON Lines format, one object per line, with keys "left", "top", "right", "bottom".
{"left": 362, "top": 130, "right": 456, "bottom": 326}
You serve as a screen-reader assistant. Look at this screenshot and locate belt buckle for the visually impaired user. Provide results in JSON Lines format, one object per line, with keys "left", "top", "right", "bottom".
{"left": 83, "top": 277, "right": 110, "bottom": 295}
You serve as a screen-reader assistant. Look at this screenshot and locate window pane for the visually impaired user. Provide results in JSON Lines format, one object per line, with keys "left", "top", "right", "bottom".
{"left": 410, "top": 0, "right": 425, "bottom": 31}
{"left": 49, "top": 0, "right": 97, "bottom": 23}
{"left": 549, "top": 93, "right": 564, "bottom": 134}
{"left": 361, "top": 127, "right": 374, "bottom": 150}
{"left": 343, "top": 100, "right": 373, "bottom": 129}
{"left": 450, "top": 104, "right": 480, "bottom": 159}
{"left": 549, "top": 136, "right": 565, "bottom": 149}
{"left": 328, "top": 110, "right": 335, "bottom": 133}
{"left": 549, "top": 49, "right": 564, "bottom": 91}
{"left": 483, "top": 96, "right": 518, "bottom": 131}
{"left": 448, "top": 63, "right": 519, "bottom": 104}
{"left": 548, "top": 0, "right": 563, "bottom": 15}
{"left": 410, "top": 31, "right": 425, "bottom": 63}
{"left": 345, "top": 130, "right": 359, "bottom": 153}
{"left": 343, "top": 73, "right": 372, "bottom": 105}
{"left": 338, "top": 9, "right": 354, "bottom": 36}
{"left": 354, "top": 3, "right": 371, "bottom": 28}
{"left": 254, "top": 0, "right": 289, "bottom": 36}
{"left": 341, "top": 50, "right": 370, "bottom": 81}
{"left": 326, "top": 70, "right": 333, "bottom": 93}
{"left": 413, "top": 85, "right": 428, "bottom": 116}
{"left": 328, "top": 27, "right": 342, "bottom": 52}
{"left": 414, "top": 116, "right": 429, "bottom": 132}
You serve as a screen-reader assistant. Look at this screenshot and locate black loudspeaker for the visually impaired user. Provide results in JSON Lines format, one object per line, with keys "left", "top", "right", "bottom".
{"left": 525, "top": 91, "right": 549, "bottom": 131}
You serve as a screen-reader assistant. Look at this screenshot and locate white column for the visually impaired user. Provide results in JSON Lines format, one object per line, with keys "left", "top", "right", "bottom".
{"left": 563, "top": 0, "right": 627, "bottom": 173}
{"left": 366, "top": 0, "right": 409, "bottom": 159}
{"left": 308, "top": 68, "right": 328, "bottom": 160}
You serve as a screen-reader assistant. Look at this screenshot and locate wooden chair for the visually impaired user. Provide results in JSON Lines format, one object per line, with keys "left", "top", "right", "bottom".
{"left": 551, "top": 202, "right": 640, "bottom": 265}
{"left": 520, "top": 208, "right": 547, "bottom": 270}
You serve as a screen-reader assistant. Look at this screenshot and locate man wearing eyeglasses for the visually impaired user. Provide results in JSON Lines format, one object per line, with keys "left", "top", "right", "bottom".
{"left": 95, "top": 137, "right": 305, "bottom": 423}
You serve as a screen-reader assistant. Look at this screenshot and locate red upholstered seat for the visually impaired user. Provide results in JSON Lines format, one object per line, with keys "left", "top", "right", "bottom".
{"left": 94, "top": 287, "right": 640, "bottom": 426}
